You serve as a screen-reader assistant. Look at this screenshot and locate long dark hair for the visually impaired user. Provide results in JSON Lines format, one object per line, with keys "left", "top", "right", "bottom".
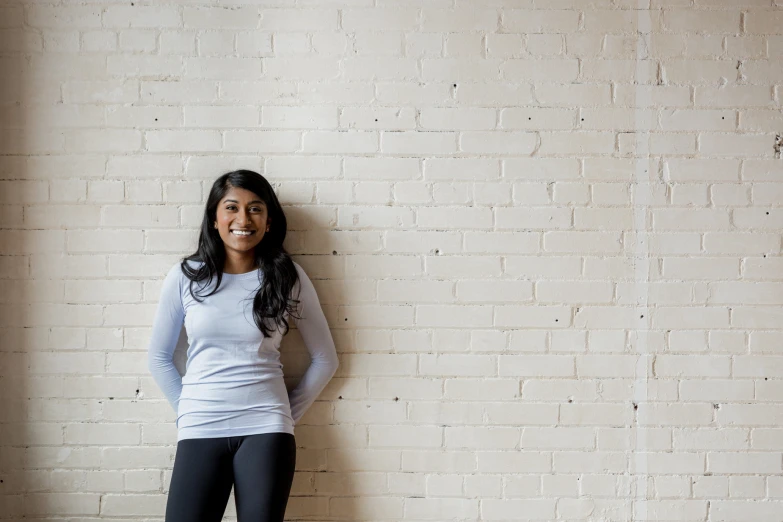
{"left": 180, "top": 170, "right": 301, "bottom": 338}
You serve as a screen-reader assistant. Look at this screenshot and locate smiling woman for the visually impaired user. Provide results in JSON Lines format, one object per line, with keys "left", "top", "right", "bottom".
{"left": 213, "top": 187, "right": 270, "bottom": 272}
{"left": 146, "top": 170, "right": 339, "bottom": 522}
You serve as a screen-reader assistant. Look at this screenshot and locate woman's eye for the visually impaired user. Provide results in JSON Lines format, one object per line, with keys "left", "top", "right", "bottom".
{"left": 225, "top": 206, "right": 261, "bottom": 211}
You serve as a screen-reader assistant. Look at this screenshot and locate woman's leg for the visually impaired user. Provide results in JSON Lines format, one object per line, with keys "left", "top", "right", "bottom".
{"left": 165, "top": 437, "right": 235, "bottom": 522}
{"left": 232, "top": 432, "right": 296, "bottom": 522}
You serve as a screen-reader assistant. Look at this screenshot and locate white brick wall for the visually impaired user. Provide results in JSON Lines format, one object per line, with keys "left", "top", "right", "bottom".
{"left": 1, "top": 0, "right": 782, "bottom": 520}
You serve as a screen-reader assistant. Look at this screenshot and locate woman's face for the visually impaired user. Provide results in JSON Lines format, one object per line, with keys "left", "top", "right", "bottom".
{"left": 213, "top": 186, "right": 270, "bottom": 255}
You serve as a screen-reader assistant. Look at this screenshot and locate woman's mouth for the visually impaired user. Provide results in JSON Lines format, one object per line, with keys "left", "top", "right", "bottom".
{"left": 231, "top": 230, "right": 255, "bottom": 237}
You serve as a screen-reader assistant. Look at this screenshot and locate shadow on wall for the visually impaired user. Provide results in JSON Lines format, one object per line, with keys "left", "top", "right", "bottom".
{"left": 1, "top": 1, "right": 102, "bottom": 517}
{"left": 0, "top": 1, "right": 31, "bottom": 517}
{"left": 0, "top": 1, "right": 355, "bottom": 518}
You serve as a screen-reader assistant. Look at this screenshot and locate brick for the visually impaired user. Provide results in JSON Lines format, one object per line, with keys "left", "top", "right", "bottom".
{"left": 184, "top": 106, "right": 259, "bottom": 127}
{"left": 185, "top": 57, "right": 263, "bottom": 80}
{"left": 664, "top": 10, "right": 741, "bottom": 33}
{"left": 28, "top": 6, "right": 103, "bottom": 28}
{"left": 103, "top": 6, "right": 181, "bottom": 28}
{"left": 461, "top": 131, "right": 537, "bottom": 154}
{"left": 503, "top": 9, "right": 579, "bottom": 33}
{"left": 119, "top": 30, "right": 156, "bottom": 52}
{"left": 142, "top": 81, "right": 217, "bottom": 104}
{"left": 198, "top": 31, "right": 241, "bottom": 56}
{"left": 664, "top": 59, "right": 738, "bottom": 84}
{"left": 263, "top": 106, "right": 338, "bottom": 129}
{"left": 739, "top": 109, "right": 783, "bottom": 132}
{"left": 340, "top": 107, "right": 416, "bottom": 130}
{"left": 661, "top": 109, "right": 736, "bottom": 131}
{"left": 259, "top": 9, "right": 338, "bottom": 31}
{"left": 504, "top": 59, "right": 578, "bottom": 81}
{"left": 420, "top": 108, "right": 497, "bottom": 131}
{"left": 343, "top": 8, "right": 419, "bottom": 31}
{"left": 745, "top": 11, "right": 783, "bottom": 34}
{"left": 24, "top": 493, "right": 100, "bottom": 516}
{"left": 183, "top": 7, "right": 260, "bottom": 29}
{"left": 700, "top": 133, "right": 774, "bottom": 157}
{"left": 63, "top": 80, "right": 139, "bottom": 104}
{"left": 264, "top": 57, "right": 340, "bottom": 80}
{"left": 422, "top": 8, "right": 498, "bottom": 31}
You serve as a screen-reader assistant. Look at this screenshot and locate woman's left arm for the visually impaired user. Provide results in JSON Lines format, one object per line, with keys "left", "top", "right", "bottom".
{"left": 287, "top": 262, "right": 340, "bottom": 424}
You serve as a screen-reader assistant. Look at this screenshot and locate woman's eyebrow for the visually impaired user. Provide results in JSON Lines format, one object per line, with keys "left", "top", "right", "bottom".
{"left": 224, "top": 199, "right": 265, "bottom": 205}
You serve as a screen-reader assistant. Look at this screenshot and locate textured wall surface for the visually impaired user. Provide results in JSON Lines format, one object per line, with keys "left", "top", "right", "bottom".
{"left": 1, "top": 0, "right": 783, "bottom": 520}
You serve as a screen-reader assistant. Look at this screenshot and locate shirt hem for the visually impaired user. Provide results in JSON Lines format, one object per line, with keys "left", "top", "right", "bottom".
{"left": 177, "top": 423, "right": 294, "bottom": 442}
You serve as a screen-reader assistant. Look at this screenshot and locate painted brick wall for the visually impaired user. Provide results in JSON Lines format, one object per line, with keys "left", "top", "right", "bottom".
{"left": 1, "top": 0, "right": 783, "bottom": 520}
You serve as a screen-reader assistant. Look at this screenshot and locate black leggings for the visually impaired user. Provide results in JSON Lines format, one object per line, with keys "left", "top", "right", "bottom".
{"left": 166, "top": 432, "right": 296, "bottom": 522}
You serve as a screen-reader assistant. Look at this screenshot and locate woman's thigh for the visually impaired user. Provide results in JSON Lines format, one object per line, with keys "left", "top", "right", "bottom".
{"left": 166, "top": 437, "right": 235, "bottom": 522}
{"left": 232, "top": 432, "right": 296, "bottom": 522}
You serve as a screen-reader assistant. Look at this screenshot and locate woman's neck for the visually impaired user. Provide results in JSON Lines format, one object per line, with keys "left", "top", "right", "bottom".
{"left": 223, "top": 254, "right": 257, "bottom": 274}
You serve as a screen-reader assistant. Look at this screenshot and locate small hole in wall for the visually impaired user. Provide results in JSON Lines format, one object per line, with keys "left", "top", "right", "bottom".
{"left": 374, "top": 119, "right": 378, "bottom": 122}
{"left": 766, "top": 211, "right": 770, "bottom": 215}
{"left": 332, "top": 250, "right": 337, "bottom": 255}
{"left": 344, "top": 317, "right": 348, "bottom": 321}
{"left": 453, "top": 84, "right": 457, "bottom": 87}
{"left": 338, "top": 396, "right": 343, "bottom": 399}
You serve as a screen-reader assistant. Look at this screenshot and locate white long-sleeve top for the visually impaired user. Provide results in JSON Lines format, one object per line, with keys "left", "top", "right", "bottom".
{"left": 147, "top": 259, "right": 339, "bottom": 441}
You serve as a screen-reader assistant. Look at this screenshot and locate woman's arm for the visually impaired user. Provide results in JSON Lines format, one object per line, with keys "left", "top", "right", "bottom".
{"left": 147, "top": 263, "right": 186, "bottom": 413}
{"left": 288, "top": 262, "right": 340, "bottom": 424}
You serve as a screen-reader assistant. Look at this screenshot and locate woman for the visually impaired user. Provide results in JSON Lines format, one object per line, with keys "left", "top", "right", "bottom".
{"left": 147, "top": 170, "right": 339, "bottom": 522}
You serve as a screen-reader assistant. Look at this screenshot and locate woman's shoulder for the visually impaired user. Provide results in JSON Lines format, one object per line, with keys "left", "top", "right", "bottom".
{"left": 166, "top": 258, "right": 204, "bottom": 280}
{"left": 290, "top": 259, "right": 310, "bottom": 281}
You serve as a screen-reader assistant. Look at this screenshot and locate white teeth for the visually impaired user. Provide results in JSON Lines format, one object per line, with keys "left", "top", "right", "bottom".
{"left": 232, "top": 230, "right": 253, "bottom": 236}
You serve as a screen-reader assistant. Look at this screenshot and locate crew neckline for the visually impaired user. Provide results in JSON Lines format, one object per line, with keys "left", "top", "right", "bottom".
{"left": 221, "top": 268, "right": 261, "bottom": 280}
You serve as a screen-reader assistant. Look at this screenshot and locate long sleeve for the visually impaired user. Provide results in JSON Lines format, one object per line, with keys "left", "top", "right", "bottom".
{"left": 287, "top": 263, "right": 339, "bottom": 425}
{"left": 147, "top": 263, "right": 186, "bottom": 414}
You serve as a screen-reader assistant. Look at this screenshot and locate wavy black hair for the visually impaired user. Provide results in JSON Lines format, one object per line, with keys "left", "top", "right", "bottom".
{"left": 179, "top": 170, "right": 301, "bottom": 338}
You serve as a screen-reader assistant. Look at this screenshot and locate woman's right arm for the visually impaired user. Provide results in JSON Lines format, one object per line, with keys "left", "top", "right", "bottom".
{"left": 147, "top": 263, "right": 186, "bottom": 413}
